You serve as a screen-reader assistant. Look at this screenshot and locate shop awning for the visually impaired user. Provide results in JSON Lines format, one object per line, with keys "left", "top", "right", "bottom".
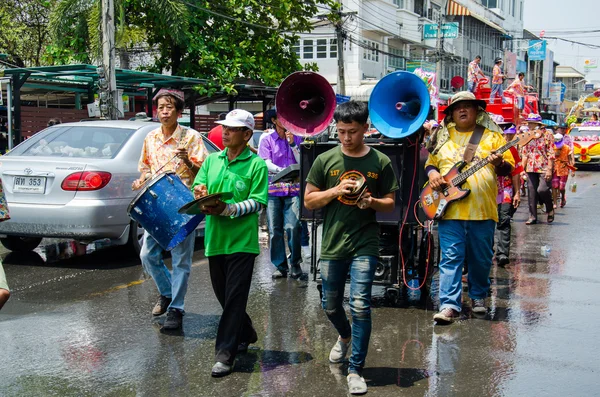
{"left": 446, "top": 0, "right": 507, "bottom": 35}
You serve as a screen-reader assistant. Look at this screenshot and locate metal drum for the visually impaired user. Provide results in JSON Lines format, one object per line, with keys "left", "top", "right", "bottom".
{"left": 128, "top": 172, "right": 203, "bottom": 251}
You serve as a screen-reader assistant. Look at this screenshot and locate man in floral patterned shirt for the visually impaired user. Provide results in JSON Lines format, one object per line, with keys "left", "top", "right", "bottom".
{"left": 132, "top": 89, "right": 208, "bottom": 330}
{"left": 521, "top": 114, "right": 555, "bottom": 224}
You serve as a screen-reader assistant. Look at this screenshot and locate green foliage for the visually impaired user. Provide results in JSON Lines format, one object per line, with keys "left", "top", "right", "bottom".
{"left": 45, "top": 0, "right": 335, "bottom": 93}
{"left": 153, "top": 0, "right": 334, "bottom": 92}
{"left": 0, "top": 0, "right": 56, "bottom": 67}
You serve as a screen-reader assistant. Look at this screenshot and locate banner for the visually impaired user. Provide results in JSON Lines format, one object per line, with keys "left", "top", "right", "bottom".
{"left": 528, "top": 40, "right": 546, "bottom": 61}
{"left": 584, "top": 59, "right": 598, "bottom": 69}
{"left": 549, "top": 82, "right": 562, "bottom": 105}
{"left": 504, "top": 51, "right": 517, "bottom": 79}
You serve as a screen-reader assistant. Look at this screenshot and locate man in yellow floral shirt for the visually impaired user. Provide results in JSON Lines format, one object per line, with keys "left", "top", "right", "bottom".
{"left": 425, "top": 91, "right": 515, "bottom": 324}
{"left": 132, "top": 89, "right": 208, "bottom": 330}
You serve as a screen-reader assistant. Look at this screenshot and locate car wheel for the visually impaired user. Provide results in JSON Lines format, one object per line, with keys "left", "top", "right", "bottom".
{"left": 126, "top": 220, "right": 144, "bottom": 255}
{"left": 0, "top": 236, "right": 43, "bottom": 252}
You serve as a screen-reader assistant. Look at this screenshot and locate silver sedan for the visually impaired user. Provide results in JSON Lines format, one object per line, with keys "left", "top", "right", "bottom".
{"left": 0, "top": 120, "right": 218, "bottom": 253}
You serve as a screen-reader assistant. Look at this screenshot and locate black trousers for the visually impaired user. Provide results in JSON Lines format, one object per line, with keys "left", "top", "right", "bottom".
{"left": 526, "top": 172, "right": 553, "bottom": 219}
{"left": 209, "top": 253, "right": 258, "bottom": 365}
{"left": 495, "top": 203, "right": 513, "bottom": 260}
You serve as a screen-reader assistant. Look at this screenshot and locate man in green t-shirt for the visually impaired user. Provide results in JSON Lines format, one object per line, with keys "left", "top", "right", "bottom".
{"left": 304, "top": 101, "right": 399, "bottom": 395}
{"left": 191, "top": 109, "right": 268, "bottom": 378}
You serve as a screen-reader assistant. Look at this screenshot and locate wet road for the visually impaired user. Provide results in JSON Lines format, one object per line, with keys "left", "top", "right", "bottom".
{"left": 2, "top": 170, "right": 600, "bottom": 396}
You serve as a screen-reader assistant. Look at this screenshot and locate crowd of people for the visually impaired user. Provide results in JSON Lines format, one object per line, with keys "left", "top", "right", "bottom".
{"left": 425, "top": 91, "right": 575, "bottom": 325}
{"left": 0, "top": 84, "right": 579, "bottom": 395}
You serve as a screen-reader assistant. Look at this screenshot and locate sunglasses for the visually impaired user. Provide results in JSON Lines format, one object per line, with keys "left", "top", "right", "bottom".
{"left": 224, "top": 126, "right": 248, "bottom": 132}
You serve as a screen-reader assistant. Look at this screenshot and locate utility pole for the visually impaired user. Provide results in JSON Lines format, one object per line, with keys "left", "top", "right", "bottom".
{"left": 101, "top": 0, "right": 118, "bottom": 119}
{"left": 335, "top": 17, "right": 346, "bottom": 96}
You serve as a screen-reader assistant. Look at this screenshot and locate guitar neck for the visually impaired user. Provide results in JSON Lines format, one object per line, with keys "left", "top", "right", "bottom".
{"left": 453, "top": 138, "right": 518, "bottom": 185}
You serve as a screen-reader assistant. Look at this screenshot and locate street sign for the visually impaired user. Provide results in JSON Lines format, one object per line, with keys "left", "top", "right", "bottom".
{"left": 584, "top": 59, "right": 597, "bottom": 69}
{"left": 423, "top": 23, "right": 459, "bottom": 39}
{"left": 528, "top": 40, "right": 546, "bottom": 61}
{"left": 336, "top": 94, "right": 351, "bottom": 104}
{"left": 585, "top": 83, "right": 595, "bottom": 92}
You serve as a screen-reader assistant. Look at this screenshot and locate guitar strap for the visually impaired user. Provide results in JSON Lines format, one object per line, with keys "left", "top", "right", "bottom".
{"left": 463, "top": 124, "right": 485, "bottom": 164}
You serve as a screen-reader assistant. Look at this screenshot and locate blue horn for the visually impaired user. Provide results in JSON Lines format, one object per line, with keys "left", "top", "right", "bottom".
{"left": 368, "top": 71, "right": 431, "bottom": 139}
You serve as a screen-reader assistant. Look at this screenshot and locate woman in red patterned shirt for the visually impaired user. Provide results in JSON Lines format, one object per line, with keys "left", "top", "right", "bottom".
{"left": 521, "top": 114, "right": 555, "bottom": 224}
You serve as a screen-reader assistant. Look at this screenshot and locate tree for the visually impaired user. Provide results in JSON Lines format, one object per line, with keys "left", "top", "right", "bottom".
{"left": 47, "top": 0, "right": 189, "bottom": 66}
{"left": 0, "top": 0, "right": 55, "bottom": 67}
{"left": 144, "top": 0, "right": 334, "bottom": 93}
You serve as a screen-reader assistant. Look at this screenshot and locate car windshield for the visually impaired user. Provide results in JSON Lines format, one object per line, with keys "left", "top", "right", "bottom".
{"left": 8, "top": 126, "right": 136, "bottom": 159}
{"left": 570, "top": 128, "right": 600, "bottom": 137}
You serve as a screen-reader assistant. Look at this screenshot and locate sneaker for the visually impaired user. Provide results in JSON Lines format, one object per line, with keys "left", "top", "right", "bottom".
{"left": 347, "top": 373, "right": 368, "bottom": 395}
{"left": 290, "top": 264, "right": 303, "bottom": 279}
{"left": 152, "top": 295, "right": 172, "bottom": 316}
{"left": 302, "top": 245, "right": 312, "bottom": 261}
{"left": 211, "top": 362, "right": 233, "bottom": 377}
{"left": 272, "top": 269, "right": 288, "bottom": 279}
{"left": 329, "top": 336, "right": 351, "bottom": 363}
{"left": 433, "top": 308, "right": 460, "bottom": 324}
{"left": 163, "top": 308, "right": 183, "bottom": 330}
{"left": 471, "top": 298, "right": 487, "bottom": 314}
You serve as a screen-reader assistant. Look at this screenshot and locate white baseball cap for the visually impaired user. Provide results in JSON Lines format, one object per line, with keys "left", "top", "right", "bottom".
{"left": 216, "top": 109, "right": 255, "bottom": 130}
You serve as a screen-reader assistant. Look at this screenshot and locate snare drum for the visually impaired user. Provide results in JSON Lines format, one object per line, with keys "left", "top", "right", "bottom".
{"left": 127, "top": 172, "right": 203, "bottom": 251}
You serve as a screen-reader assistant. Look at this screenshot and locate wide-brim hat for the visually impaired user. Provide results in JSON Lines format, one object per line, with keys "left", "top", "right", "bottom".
{"left": 554, "top": 133, "right": 565, "bottom": 148}
{"left": 489, "top": 113, "right": 511, "bottom": 125}
{"left": 443, "top": 91, "right": 487, "bottom": 114}
{"left": 525, "top": 113, "right": 544, "bottom": 124}
{"left": 503, "top": 125, "right": 517, "bottom": 134}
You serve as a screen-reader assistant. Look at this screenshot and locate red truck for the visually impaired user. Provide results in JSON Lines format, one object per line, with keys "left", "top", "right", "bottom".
{"left": 438, "top": 78, "right": 539, "bottom": 125}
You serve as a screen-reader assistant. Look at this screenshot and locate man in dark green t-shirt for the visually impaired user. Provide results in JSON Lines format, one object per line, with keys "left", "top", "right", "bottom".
{"left": 305, "top": 101, "right": 399, "bottom": 395}
{"left": 191, "top": 109, "right": 268, "bottom": 378}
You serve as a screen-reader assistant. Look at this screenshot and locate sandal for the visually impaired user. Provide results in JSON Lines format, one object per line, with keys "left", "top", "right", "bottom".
{"left": 547, "top": 211, "right": 555, "bottom": 223}
{"left": 525, "top": 218, "right": 537, "bottom": 225}
{"left": 561, "top": 198, "right": 566, "bottom": 208}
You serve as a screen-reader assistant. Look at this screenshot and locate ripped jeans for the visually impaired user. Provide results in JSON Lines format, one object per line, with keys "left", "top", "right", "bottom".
{"left": 320, "top": 255, "right": 377, "bottom": 373}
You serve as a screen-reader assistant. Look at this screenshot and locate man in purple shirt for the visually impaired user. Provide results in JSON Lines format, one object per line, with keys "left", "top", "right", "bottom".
{"left": 259, "top": 108, "right": 304, "bottom": 279}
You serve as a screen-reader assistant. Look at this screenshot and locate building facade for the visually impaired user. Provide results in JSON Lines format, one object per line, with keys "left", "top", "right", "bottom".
{"left": 294, "top": 0, "right": 523, "bottom": 98}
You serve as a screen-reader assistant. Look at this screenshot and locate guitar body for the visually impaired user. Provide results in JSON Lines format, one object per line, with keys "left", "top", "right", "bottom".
{"left": 420, "top": 162, "right": 471, "bottom": 220}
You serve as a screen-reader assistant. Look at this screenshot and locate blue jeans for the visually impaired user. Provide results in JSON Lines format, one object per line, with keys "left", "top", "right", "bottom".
{"left": 320, "top": 255, "right": 377, "bottom": 373}
{"left": 437, "top": 220, "right": 495, "bottom": 312}
{"left": 301, "top": 220, "right": 309, "bottom": 247}
{"left": 140, "top": 230, "right": 195, "bottom": 311}
{"left": 468, "top": 81, "right": 476, "bottom": 93}
{"left": 267, "top": 195, "right": 302, "bottom": 271}
{"left": 490, "top": 83, "right": 505, "bottom": 103}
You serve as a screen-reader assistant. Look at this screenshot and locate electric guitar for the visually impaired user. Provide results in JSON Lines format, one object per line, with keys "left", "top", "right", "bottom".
{"left": 420, "top": 129, "right": 538, "bottom": 220}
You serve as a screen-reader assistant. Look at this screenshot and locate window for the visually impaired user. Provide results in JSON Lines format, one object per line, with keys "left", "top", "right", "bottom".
{"left": 15, "top": 127, "right": 136, "bottom": 159}
{"left": 511, "top": 0, "right": 516, "bottom": 16}
{"left": 362, "top": 40, "right": 380, "bottom": 63}
{"left": 388, "top": 47, "right": 405, "bottom": 70}
{"left": 316, "top": 39, "right": 327, "bottom": 58}
{"left": 330, "top": 38, "right": 338, "bottom": 58}
{"left": 393, "top": 0, "right": 404, "bottom": 8}
{"left": 303, "top": 39, "right": 313, "bottom": 59}
{"left": 519, "top": 0, "right": 523, "bottom": 20}
{"left": 292, "top": 41, "right": 300, "bottom": 58}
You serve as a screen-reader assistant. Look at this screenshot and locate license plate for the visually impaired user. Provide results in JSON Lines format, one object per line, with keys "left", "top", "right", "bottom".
{"left": 13, "top": 176, "right": 47, "bottom": 194}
